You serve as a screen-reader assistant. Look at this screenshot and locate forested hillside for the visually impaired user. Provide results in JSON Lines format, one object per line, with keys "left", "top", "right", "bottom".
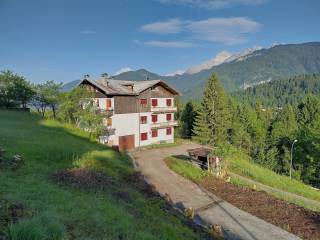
{"left": 179, "top": 73, "right": 320, "bottom": 188}
{"left": 233, "top": 74, "right": 320, "bottom": 106}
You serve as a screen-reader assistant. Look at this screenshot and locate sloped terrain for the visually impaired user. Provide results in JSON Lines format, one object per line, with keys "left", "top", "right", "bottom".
{"left": 0, "top": 111, "right": 212, "bottom": 240}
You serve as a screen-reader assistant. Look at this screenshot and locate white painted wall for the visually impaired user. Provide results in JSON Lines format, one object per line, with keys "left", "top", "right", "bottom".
{"left": 108, "top": 113, "right": 140, "bottom": 146}
{"left": 98, "top": 102, "right": 176, "bottom": 148}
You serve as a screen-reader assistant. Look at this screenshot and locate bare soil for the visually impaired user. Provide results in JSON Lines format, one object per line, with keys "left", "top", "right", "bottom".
{"left": 199, "top": 177, "right": 320, "bottom": 240}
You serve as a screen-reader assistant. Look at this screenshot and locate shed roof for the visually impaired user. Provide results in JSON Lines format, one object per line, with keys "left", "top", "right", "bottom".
{"left": 187, "top": 147, "right": 212, "bottom": 158}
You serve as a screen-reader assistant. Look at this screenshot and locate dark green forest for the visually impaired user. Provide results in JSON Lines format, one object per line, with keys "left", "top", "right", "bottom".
{"left": 179, "top": 73, "right": 320, "bottom": 188}
{"left": 233, "top": 74, "right": 320, "bottom": 107}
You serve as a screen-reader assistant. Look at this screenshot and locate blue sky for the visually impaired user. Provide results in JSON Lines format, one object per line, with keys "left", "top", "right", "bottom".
{"left": 1, "top": 0, "right": 320, "bottom": 83}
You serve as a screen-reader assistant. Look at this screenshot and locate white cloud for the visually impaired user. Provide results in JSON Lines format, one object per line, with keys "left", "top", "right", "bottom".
{"left": 140, "top": 17, "right": 261, "bottom": 46}
{"left": 158, "top": 0, "right": 267, "bottom": 9}
{"left": 188, "top": 17, "right": 261, "bottom": 45}
{"left": 114, "top": 67, "right": 132, "bottom": 75}
{"left": 80, "top": 30, "right": 97, "bottom": 34}
{"left": 141, "top": 19, "right": 184, "bottom": 34}
{"left": 145, "top": 41, "right": 196, "bottom": 48}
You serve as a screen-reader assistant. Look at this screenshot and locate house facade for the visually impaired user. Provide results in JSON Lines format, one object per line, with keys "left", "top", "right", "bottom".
{"left": 78, "top": 74, "right": 180, "bottom": 151}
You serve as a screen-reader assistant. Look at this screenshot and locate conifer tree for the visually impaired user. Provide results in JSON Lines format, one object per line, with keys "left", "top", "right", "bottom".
{"left": 193, "top": 73, "right": 231, "bottom": 145}
{"left": 180, "top": 101, "right": 197, "bottom": 138}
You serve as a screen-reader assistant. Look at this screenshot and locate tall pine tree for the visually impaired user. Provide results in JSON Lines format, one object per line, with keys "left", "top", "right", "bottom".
{"left": 193, "top": 73, "right": 231, "bottom": 145}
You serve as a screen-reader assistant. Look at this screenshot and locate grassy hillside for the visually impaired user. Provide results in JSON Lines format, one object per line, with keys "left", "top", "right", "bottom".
{"left": 165, "top": 145, "right": 320, "bottom": 211}
{"left": 0, "top": 111, "right": 211, "bottom": 240}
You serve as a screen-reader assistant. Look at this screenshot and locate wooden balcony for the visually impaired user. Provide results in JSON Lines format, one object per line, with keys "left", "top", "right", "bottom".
{"left": 151, "top": 106, "right": 177, "bottom": 113}
{"left": 151, "top": 120, "right": 178, "bottom": 129}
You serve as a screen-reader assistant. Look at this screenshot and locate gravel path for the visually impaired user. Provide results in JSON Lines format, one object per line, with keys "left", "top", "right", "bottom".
{"left": 130, "top": 143, "right": 301, "bottom": 240}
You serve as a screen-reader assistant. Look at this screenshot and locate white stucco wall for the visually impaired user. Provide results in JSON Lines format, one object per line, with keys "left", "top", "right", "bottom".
{"left": 107, "top": 111, "right": 175, "bottom": 147}
{"left": 108, "top": 113, "right": 140, "bottom": 146}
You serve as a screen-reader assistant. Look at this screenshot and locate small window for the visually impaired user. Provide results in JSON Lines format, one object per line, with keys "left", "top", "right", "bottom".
{"left": 166, "top": 127, "right": 172, "bottom": 135}
{"left": 152, "top": 115, "right": 158, "bottom": 123}
{"left": 140, "top": 99, "right": 147, "bottom": 106}
{"left": 151, "top": 99, "right": 158, "bottom": 107}
{"left": 166, "top": 99, "right": 172, "bottom": 106}
{"left": 96, "top": 99, "right": 100, "bottom": 107}
{"left": 151, "top": 129, "right": 158, "bottom": 138}
{"left": 140, "top": 116, "right": 147, "bottom": 124}
{"left": 166, "top": 113, "right": 172, "bottom": 121}
{"left": 141, "top": 132, "right": 148, "bottom": 141}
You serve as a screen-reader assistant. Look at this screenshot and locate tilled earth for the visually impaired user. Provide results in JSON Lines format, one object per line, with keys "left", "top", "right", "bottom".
{"left": 199, "top": 177, "right": 320, "bottom": 240}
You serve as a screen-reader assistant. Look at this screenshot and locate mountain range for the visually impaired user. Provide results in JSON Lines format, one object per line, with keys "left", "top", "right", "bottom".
{"left": 63, "top": 42, "right": 320, "bottom": 100}
{"left": 113, "top": 42, "right": 320, "bottom": 99}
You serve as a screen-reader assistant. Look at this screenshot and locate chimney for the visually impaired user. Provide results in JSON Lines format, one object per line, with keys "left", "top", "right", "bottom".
{"left": 84, "top": 74, "right": 90, "bottom": 80}
{"left": 100, "top": 73, "right": 109, "bottom": 86}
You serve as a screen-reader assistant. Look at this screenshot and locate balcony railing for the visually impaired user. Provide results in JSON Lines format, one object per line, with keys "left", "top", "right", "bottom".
{"left": 151, "top": 106, "right": 177, "bottom": 112}
{"left": 151, "top": 120, "right": 178, "bottom": 128}
{"left": 96, "top": 108, "right": 114, "bottom": 115}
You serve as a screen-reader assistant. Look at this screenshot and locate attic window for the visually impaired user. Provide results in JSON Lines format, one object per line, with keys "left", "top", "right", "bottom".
{"left": 123, "top": 83, "right": 134, "bottom": 91}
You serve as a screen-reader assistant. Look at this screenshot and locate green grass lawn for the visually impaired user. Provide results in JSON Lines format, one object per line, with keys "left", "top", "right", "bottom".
{"left": 165, "top": 154, "right": 320, "bottom": 212}
{"left": 218, "top": 145, "right": 320, "bottom": 202}
{"left": 0, "top": 111, "right": 211, "bottom": 240}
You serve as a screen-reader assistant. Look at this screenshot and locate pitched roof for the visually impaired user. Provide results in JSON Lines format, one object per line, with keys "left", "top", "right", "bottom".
{"left": 78, "top": 77, "right": 180, "bottom": 96}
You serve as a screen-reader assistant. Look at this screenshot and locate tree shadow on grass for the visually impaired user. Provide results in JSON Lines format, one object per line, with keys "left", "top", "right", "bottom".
{"left": 172, "top": 154, "right": 191, "bottom": 161}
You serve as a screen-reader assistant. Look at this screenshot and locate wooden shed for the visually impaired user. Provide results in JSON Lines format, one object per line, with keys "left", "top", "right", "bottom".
{"left": 187, "top": 147, "right": 224, "bottom": 176}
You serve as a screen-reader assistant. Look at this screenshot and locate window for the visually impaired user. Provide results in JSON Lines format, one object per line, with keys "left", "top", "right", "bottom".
{"left": 140, "top": 116, "right": 147, "bottom": 124}
{"left": 141, "top": 132, "right": 148, "bottom": 141}
{"left": 166, "top": 127, "right": 172, "bottom": 135}
{"left": 152, "top": 114, "right": 158, "bottom": 123}
{"left": 96, "top": 99, "right": 100, "bottom": 107}
{"left": 107, "top": 118, "right": 112, "bottom": 126}
{"left": 106, "top": 99, "right": 112, "bottom": 109}
{"left": 140, "top": 99, "right": 147, "bottom": 106}
{"left": 151, "top": 99, "right": 158, "bottom": 107}
{"left": 166, "top": 113, "right": 172, "bottom": 121}
{"left": 151, "top": 129, "right": 158, "bottom": 138}
{"left": 166, "top": 99, "right": 172, "bottom": 106}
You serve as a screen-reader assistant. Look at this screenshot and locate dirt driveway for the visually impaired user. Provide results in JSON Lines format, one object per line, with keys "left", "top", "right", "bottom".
{"left": 130, "top": 143, "right": 301, "bottom": 240}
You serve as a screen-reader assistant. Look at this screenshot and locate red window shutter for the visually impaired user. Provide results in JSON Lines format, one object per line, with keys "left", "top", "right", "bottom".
{"left": 166, "top": 99, "right": 172, "bottom": 106}
{"left": 152, "top": 99, "right": 158, "bottom": 107}
{"left": 140, "top": 116, "right": 147, "bottom": 124}
{"left": 107, "top": 99, "right": 112, "bottom": 109}
{"left": 140, "top": 99, "right": 147, "bottom": 106}
{"left": 166, "top": 127, "right": 172, "bottom": 135}
{"left": 141, "top": 132, "right": 148, "bottom": 141}
{"left": 152, "top": 129, "right": 158, "bottom": 138}
{"left": 152, "top": 115, "right": 158, "bottom": 123}
{"left": 166, "top": 114, "right": 172, "bottom": 121}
